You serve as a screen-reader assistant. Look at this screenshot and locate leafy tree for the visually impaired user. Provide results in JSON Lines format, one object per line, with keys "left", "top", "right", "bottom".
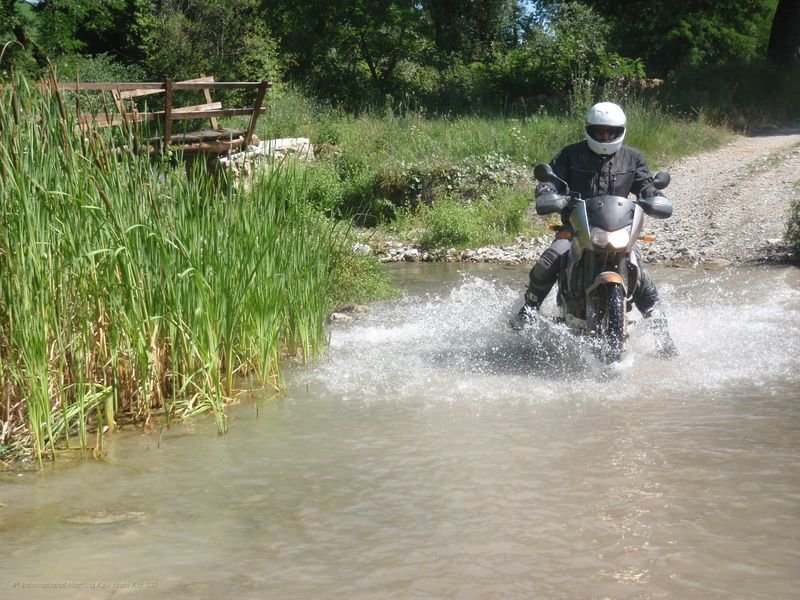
{"left": 262, "top": 0, "right": 428, "bottom": 106}
{"left": 425, "top": 0, "right": 518, "bottom": 60}
{"left": 33, "top": 0, "right": 138, "bottom": 58}
{"left": 134, "top": 0, "right": 281, "bottom": 83}
{"left": 488, "top": 2, "right": 643, "bottom": 101}
{"left": 767, "top": 0, "right": 800, "bottom": 66}
{"left": 570, "top": 0, "right": 775, "bottom": 74}
{"left": 0, "top": 0, "right": 48, "bottom": 73}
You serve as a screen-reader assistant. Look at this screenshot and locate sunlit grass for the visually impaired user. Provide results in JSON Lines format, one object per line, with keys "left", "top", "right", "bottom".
{"left": 260, "top": 88, "right": 732, "bottom": 242}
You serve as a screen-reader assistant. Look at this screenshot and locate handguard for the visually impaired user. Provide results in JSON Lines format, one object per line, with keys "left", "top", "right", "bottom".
{"left": 536, "top": 192, "right": 568, "bottom": 215}
{"left": 638, "top": 195, "right": 673, "bottom": 219}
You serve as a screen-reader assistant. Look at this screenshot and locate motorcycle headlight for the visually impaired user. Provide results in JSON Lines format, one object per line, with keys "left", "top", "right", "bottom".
{"left": 590, "top": 228, "right": 608, "bottom": 247}
{"left": 590, "top": 227, "right": 630, "bottom": 249}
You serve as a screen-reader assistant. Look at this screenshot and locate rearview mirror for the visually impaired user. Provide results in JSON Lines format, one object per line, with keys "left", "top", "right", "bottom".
{"left": 653, "top": 171, "right": 670, "bottom": 189}
{"left": 534, "top": 163, "right": 554, "bottom": 182}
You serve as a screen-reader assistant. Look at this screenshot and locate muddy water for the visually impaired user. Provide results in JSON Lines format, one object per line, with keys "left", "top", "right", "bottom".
{"left": 1, "top": 264, "right": 799, "bottom": 600}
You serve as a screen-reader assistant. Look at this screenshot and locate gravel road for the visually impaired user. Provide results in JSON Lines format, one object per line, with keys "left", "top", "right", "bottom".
{"left": 640, "top": 128, "right": 800, "bottom": 266}
{"left": 375, "top": 128, "right": 800, "bottom": 267}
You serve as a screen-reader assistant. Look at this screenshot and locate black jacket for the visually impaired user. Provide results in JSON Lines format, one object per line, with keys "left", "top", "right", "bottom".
{"left": 536, "top": 140, "right": 664, "bottom": 222}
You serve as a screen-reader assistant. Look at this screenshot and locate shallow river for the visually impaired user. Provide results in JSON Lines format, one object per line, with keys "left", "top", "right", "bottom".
{"left": 1, "top": 264, "right": 799, "bottom": 600}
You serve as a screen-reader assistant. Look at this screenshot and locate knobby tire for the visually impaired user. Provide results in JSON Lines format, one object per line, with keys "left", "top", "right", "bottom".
{"left": 595, "top": 284, "right": 626, "bottom": 363}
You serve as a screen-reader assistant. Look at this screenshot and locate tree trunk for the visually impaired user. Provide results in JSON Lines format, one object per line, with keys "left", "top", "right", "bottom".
{"left": 767, "top": 0, "right": 800, "bottom": 66}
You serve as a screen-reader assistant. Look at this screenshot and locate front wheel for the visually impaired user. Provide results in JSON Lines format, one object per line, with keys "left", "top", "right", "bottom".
{"left": 592, "top": 284, "right": 626, "bottom": 363}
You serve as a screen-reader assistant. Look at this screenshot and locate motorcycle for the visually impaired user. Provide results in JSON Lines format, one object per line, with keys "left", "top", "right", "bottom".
{"left": 532, "top": 163, "right": 672, "bottom": 363}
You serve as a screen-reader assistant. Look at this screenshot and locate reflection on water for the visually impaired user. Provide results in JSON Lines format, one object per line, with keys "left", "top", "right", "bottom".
{"left": 1, "top": 264, "right": 799, "bottom": 599}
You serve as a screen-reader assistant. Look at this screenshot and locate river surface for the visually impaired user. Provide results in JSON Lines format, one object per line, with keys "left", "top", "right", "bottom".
{"left": 1, "top": 264, "right": 799, "bottom": 600}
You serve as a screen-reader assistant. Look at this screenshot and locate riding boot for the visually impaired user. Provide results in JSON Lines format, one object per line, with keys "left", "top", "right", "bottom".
{"left": 633, "top": 269, "right": 678, "bottom": 357}
{"left": 510, "top": 238, "right": 566, "bottom": 330}
{"left": 509, "top": 287, "right": 547, "bottom": 330}
{"left": 644, "top": 306, "right": 679, "bottom": 358}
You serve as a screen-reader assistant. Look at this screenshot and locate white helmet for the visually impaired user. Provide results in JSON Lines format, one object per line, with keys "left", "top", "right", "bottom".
{"left": 585, "top": 102, "right": 626, "bottom": 155}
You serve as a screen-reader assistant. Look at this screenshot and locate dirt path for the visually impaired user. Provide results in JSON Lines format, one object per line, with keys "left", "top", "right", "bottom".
{"left": 641, "top": 128, "right": 800, "bottom": 266}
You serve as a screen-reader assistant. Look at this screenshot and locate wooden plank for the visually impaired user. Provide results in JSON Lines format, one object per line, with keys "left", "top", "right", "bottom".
{"left": 171, "top": 107, "right": 265, "bottom": 120}
{"left": 78, "top": 106, "right": 264, "bottom": 128}
{"left": 172, "top": 138, "right": 245, "bottom": 155}
{"left": 170, "top": 128, "right": 244, "bottom": 143}
{"left": 172, "top": 102, "right": 223, "bottom": 114}
{"left": 78, "top": 113, "right": 126, "bottom": 128}
{"left": 174, "top": 81, "right": 270, "bottom": 91}
{"left": 243, "top": 80, "right": 269, "bottom": 148}
{"left": 127, "top": 107, "right": 265, "bottom": 121}
{"left": 180, "top": 75, "right": 215, "bottom": 84}
{"left": 198, "top": 74, "right": 218, "bottom": 129}
{"left": 57, "top": 82, "right": 166, "bottom": 92}
{"left": 115, "top": 76, "right": 214, "bottom": 100}
{"left": 164, "top": 77, "right": 173, "bottom": 148}
{"left": 53, "top": 81, "right": 270, "bottom": 92}
{"left": 116, "top": 87, "right": 164, "bottom": 100}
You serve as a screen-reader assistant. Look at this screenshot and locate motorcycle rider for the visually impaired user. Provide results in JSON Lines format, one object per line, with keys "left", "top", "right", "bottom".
{"left": 514, "top": 101, "right": 678, "bottom": 357}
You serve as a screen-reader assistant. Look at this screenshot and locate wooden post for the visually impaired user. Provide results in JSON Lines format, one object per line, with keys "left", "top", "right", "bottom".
{"left": 199, "top": 74, "right": 219, "bottom": 129}
{"left": 164, "top": 77, "right": 173, "bottom": 150}
{"left": 243, "top": 80, "right": 269, "bottom": 148}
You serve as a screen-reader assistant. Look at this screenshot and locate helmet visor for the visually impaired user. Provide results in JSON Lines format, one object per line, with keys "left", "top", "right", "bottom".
{"left": 586, "top": 125, "right": 625, "bottom": 142}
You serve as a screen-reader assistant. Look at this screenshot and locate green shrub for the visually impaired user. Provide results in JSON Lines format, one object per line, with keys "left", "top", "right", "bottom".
{"left": 787, "top": 183, "right": 800, "bottom": 259}
{"left": 417, "top": 183, "right": 541, "bottom": 250}
{"left": 52, "top": 53, "right": 147, "bottom": 117}
{"left": 419, "top": 199, "right": 483, "bottom": 248}
{"left": 624, "top": 98, "right": 732, "bottom": 166}
{"left": 329, "top": 251, "right": 399, "bottom": 308}
{"left": 315, "top": 115, "right": 344, "bottom": 146}
{"left": 479, "top": 184, "right": 538, "bottom": 238}
{"left": 257, "top": 86, "right": 328, "bottom": 141}
{"left": 55, "top": 53, "right": 146, "bottom": 83}
{"left": 299, "top": 162, "right": 344, "bottom": 214}
{"left": 339, "top": 168, "right": 385, "bottom": 225}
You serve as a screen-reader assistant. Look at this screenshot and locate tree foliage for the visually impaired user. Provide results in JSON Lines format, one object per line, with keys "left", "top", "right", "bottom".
{"left": 767, "top": 0, "right": 800, "bottom": 66}
{"left": 0, "top": 0, "right": 48, "bottom": 71}
{"left": 0, "top": 0, "right": 792, "bottom": 112}
{"left": 261, "top": 0, "right": 431, "bottom": 105}
{"left": 570, "top": 0, "right": 776, "bottom": 75}
{"left": 33, "top": 0, "right": 135, "bottom": 56}
{"left": 134, "top": 0, "right": 281, "bottom": 82}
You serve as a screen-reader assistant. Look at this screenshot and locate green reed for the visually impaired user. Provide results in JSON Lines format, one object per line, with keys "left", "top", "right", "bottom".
{"left": 0, "top": 75, "right": 341, "bottom": 462}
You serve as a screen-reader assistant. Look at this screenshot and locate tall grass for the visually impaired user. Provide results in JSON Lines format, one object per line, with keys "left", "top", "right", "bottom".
{"left": 253, "top": 88, "right": 733, "bottom": 251}
{"left": 0, "top": 76, "right": 341, "bottom": 462}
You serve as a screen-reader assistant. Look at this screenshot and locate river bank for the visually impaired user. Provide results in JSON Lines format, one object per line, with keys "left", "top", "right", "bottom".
{"left": 368, "top": 129, "right": 800, "bottom": 269}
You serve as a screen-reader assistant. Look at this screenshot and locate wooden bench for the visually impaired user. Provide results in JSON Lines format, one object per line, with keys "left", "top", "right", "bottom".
{"left": 65, "top": 77, "right": 270, "bottom": 156}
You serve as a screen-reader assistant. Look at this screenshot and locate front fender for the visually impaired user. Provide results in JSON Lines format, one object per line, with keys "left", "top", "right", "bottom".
{"left": 586, "top": 271, "right": 626, "bottom": 296}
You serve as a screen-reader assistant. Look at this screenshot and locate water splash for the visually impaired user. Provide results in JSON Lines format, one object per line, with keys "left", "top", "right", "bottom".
{"left": 297, "top": 267, "right": 800, "bottom": 406}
